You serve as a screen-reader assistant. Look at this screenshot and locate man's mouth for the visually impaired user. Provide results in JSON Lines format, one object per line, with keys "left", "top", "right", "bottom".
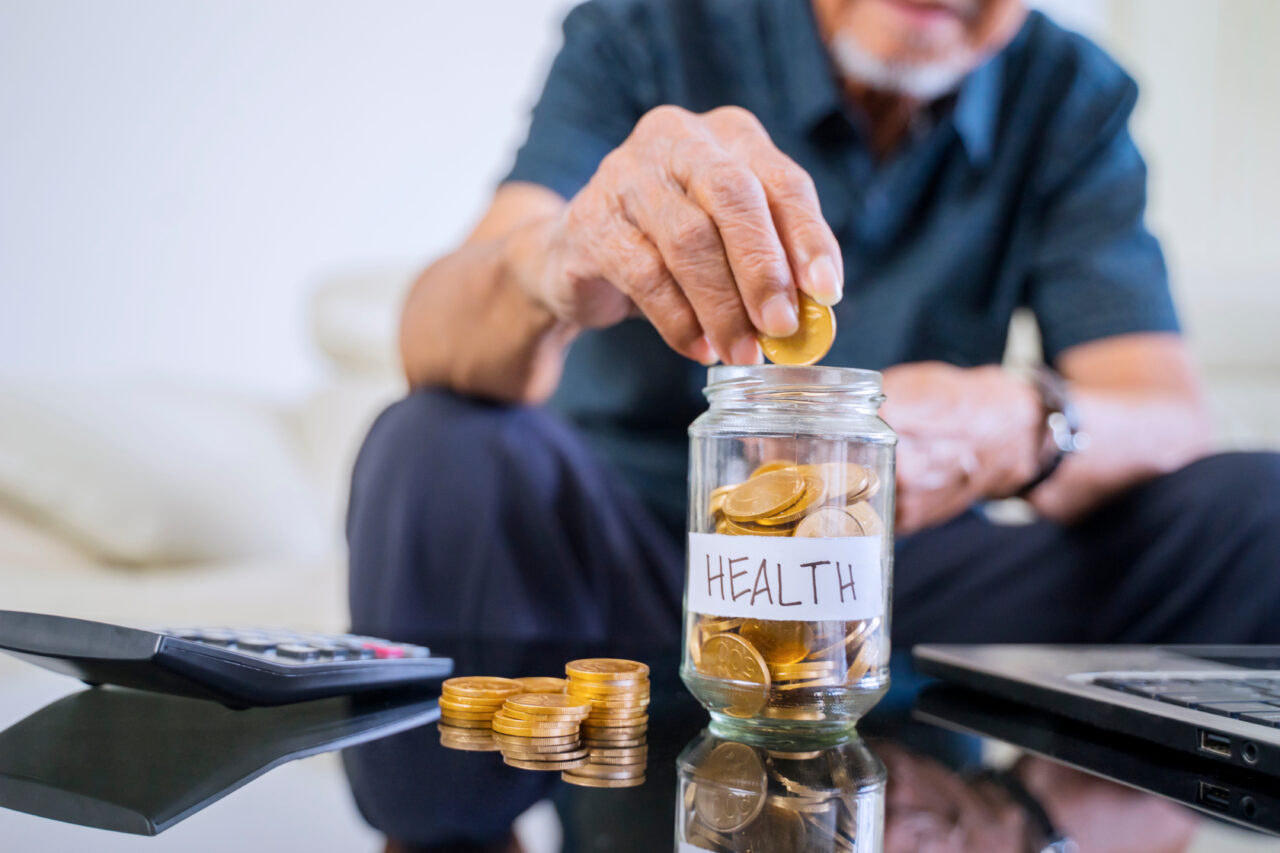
{"left": 876, "top": 0, "right": 978, "bottom": 26}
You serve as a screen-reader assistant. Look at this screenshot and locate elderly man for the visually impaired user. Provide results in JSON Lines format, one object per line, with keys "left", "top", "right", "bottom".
{"left": 348, "top": 0, "right": 1280, "bottom": 647}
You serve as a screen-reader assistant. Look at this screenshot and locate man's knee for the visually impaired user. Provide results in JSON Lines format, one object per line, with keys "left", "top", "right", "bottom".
{"left": 1129, "top": 452, "right": 1280, "bottom": 560}
{"left": 349, "top": 389, "right": 557, "bottom": 511}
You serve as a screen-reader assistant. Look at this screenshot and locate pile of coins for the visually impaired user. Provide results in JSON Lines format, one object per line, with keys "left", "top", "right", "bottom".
{"left": 689, "top": 459, "right": 887, "bottom": 721}
{"left": 709, "top": 460, "right": 881, "bottom": 538}
{"left": 436, "top": 660, "right": 650, "bottom": 788}
{"left": 564, "top": 659, "right": 650, "bottom": 788}
{"left": 680, "top": 740, "right": 869, "bottom": 852}
{"left": 690, "top": 617, "right": 882, "bottom": 720}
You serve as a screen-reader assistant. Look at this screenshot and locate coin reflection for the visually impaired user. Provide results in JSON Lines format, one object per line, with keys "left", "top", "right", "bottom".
{"left": 677, "top": 729, "right": 885, "bottom": 852}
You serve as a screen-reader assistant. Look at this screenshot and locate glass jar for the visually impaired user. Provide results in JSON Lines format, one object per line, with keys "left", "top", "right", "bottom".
{"left": 676, "top": 728, "right": 885, "bottom": 851}
{"left": 681, "top": 365, "right": 895, "bottom": 740}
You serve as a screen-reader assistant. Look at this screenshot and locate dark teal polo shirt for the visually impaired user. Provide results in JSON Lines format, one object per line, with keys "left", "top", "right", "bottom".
{"left": 504, "top": 0, "right": 1179, "bottom": 535}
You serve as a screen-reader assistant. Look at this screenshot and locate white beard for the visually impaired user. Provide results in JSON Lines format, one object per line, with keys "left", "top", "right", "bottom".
{"left": 828, "top": 31, "right": 973, "bottom": 100}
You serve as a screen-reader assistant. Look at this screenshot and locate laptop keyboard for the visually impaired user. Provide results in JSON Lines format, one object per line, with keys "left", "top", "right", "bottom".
{"left": 1095, "top": 677, "right": 1280, "bottom": 726}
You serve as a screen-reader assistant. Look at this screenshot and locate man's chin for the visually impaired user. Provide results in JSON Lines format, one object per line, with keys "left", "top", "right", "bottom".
{"left": 829, "top": 32, "right": 973, "bottom": 100}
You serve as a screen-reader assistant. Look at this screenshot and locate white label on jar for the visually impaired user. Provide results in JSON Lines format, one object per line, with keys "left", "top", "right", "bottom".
{"left": 686, "top": 532, "right": 884, "bottom": 622}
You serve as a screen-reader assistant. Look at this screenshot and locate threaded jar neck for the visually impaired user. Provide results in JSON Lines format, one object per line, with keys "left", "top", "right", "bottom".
{"left": 703, "top": 365, "right": 884, "bottom": 415}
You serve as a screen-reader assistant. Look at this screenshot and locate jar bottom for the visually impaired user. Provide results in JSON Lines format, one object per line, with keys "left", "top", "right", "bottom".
{"left": 681, "top": 668, "right": 889, "bottom": 745}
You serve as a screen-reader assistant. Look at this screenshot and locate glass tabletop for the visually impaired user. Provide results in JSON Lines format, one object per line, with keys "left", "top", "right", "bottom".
{"left": 0, "top": 639, "right": 1277, "bottom": 852}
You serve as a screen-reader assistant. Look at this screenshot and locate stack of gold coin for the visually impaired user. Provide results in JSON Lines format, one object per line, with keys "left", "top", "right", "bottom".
{"left": 438, "top": 676, "right": 522, "bottom": 732}
{"left": 493, "top": 693, "right": 591, "bottom": 771}
{"left": 437, "top": 723, "right": 499, "bottom": 752}
{"left": 563, "top": 659, "right": 650, "bottom": 788}
{"left": 711, "top": 461, "right": 881, "bottom": 537}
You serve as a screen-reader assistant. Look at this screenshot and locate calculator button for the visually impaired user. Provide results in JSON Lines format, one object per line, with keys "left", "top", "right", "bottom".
{"left": 277, "top": 644, "right": 321, "bottom": 662}
{"left": 236, "top": 638, "right": 278, "bottom": 654}
{"left": 199, "top": 630, "right": 238, "bottom": 647}
{"left": 310, "top": 644, "right": 347, "bottom": 660}
{"left": 341, "top": 641, "right": 376, "bottom": 659}
{"left": 371, "top": 645, "right": 405, "bottom": 660}
{"left": 403, "top": 645, "right": 431, "bottom": 658}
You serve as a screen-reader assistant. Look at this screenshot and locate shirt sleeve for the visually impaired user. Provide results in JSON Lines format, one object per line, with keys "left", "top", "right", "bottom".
{"left": 1025, "top": 72, "right": 1180, "bottom": 364}
{"left": 504, "top": 2, "right": 651, "bottom": 199}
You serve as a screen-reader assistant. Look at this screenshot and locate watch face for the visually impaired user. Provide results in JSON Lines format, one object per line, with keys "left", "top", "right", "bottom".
{"left": 1045, "top": 839, "right": 1080, "bottom": 853}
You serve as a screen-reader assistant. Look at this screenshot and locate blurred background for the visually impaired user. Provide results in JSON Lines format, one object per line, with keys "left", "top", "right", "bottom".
{"left": 0, "top": 2, "right": 1277, "bottom": 850}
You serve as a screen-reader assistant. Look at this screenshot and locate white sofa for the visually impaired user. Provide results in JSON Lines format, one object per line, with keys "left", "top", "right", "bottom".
{"left": 0, "top": 273, "right": 410, "bottom": 633}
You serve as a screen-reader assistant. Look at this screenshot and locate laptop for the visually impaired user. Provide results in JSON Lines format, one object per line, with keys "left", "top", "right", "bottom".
{"left": 913, "top": 683, "right": 1280, "bottom": 834}
{"left": 912, "top": 645, "right": 1280, "bottom": 775}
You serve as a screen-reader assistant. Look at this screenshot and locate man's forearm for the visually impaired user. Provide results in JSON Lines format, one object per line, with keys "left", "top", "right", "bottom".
{"left": 399, "top": 216, "right": 578, "bottom": 404}
{"left": 1029, "top": 386, "right": 1212, "bottom": 520}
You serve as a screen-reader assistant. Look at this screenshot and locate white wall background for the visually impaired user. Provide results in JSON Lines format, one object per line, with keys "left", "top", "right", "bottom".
{"left": 0, "top": 0, "right": 573, "bottom": 396}
{"left": 1, "top": 0, "right": 1275, "bottom": 398}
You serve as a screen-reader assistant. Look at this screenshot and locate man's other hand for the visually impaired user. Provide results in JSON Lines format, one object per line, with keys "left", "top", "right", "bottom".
{"left": 880, "top": 362, "right": 1042, "bottom": 535}
{"left": 532, "top": 105, "right": 844, "bottom": 366}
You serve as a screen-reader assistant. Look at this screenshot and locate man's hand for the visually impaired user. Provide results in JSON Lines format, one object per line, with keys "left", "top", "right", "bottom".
{"left": 880, "top": 362, "right": 1042, "bottom": 535}
{"left": 880, "top": 743, "right": 1030, "bottom": 853}
{"left": 529, "top": 105, "right": 844, "bottom": 366}
{"left": 881, "top": 744, "right": 1198, "bottom": 853}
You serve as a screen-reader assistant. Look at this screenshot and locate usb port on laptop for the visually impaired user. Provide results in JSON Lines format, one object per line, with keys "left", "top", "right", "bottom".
{"left": 1199, "top": 730, "right": 1232, "bottom": 758}
{"left": 1198, "top": 781, "right": 1232, "bottom": 812}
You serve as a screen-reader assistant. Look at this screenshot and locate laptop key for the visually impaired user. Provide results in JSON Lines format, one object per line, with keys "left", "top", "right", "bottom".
{"left": 1239, "top": 711, "right": 1280, "bottom": 727}
{"left": 1191, "top": 701, "right": 1280, "bottom": 718}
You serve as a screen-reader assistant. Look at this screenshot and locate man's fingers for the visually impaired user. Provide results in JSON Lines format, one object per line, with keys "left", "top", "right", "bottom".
{"left": 625, "top": 183, "right": 762, "bottom": 364}
{"left": 667, "top": 138, "right": 800, "bottom": 341}
{"left": 599, "top": 221, "right": 714, "bottom": 364}
{"left": 704, "top": 106, "right": 843, "bottom": 307}
{"left": 747, "top": 149, "right": 844, "bottom": 307}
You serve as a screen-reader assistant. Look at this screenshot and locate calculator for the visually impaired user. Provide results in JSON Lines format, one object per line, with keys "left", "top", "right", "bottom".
{"left": 0, "top": 610, "right": 452, "bottom": 708}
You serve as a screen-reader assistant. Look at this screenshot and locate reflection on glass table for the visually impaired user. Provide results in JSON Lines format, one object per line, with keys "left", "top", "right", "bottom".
{"left": 676, "top": 729, "right": 884, "bottom": 852}
{"left": 0, "top": 685, "right": 438, "bottom": 835}
{"left": 0, "top": 639, "right": 1277, "bottom": 852}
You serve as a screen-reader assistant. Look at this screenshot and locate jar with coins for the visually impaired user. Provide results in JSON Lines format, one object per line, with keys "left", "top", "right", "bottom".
{"left": 676, "top": 728, "right": 885, "bottom": 852}
{"left": 682, "top": 363, "right": 895, "bottom": 739}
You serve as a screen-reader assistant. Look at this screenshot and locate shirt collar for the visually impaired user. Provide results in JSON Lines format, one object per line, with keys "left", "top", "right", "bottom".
{"left": 774, "top": 0, "right": 1023, "bottom": 169}
{"left": 772, "top": 0, "right": 845, "bottom": 134}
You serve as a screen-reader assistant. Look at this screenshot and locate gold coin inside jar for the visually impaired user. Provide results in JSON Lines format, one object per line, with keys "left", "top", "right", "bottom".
{"left": 800, "top": 461, "right": 871, "bottom": 504}
{"left": 794, "top": 506, "right": 864, "bottom": 538}
{"left": 723, "top": 470, "right": 807, "bottom": 522}
{"left": 700, "top": 633, "right": 771, "bottom": 717}
{"left": 739, "top": 619, "right": 809, "bottom": 666}
{"left": 749, "top": 459, "right": 794, "bottom": 478}
{"left": 759, "top": 292, "right": 836, "bottom": 365}
{"left": 844, "top": 501, "right": 884, "bottom": 536}
{"left": 755, "top": 475, "right": 826, "bottom": 526}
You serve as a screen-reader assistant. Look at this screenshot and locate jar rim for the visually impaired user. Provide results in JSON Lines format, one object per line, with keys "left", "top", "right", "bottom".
{"left": 705, "top": 364, "right": 883, "bottom": 396}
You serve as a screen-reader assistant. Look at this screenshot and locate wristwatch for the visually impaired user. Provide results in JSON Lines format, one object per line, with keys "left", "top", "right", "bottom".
{"left": 969, "top": 768, "right": 1079, "bottom": 853}
{"left": 1017, "top": 365, "right": 1089, "bottom": 496}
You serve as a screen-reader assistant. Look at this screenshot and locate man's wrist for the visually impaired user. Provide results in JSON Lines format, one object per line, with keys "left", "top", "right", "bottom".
{"left": 1017, "top": 366, "right": 1088, "bottom": 497}
{"left": 501, "top": 214, "right": 570, "bottom": 327}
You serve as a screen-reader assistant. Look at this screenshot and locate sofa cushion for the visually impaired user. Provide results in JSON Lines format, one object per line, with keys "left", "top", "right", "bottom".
{"left": 0, "top": 378, "right": 331, "bottom": 566}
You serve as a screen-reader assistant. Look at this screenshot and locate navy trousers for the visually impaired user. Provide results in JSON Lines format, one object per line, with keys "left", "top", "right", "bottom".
{"left": 348, "top": 390, "right": 1280, "bottom": 648}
